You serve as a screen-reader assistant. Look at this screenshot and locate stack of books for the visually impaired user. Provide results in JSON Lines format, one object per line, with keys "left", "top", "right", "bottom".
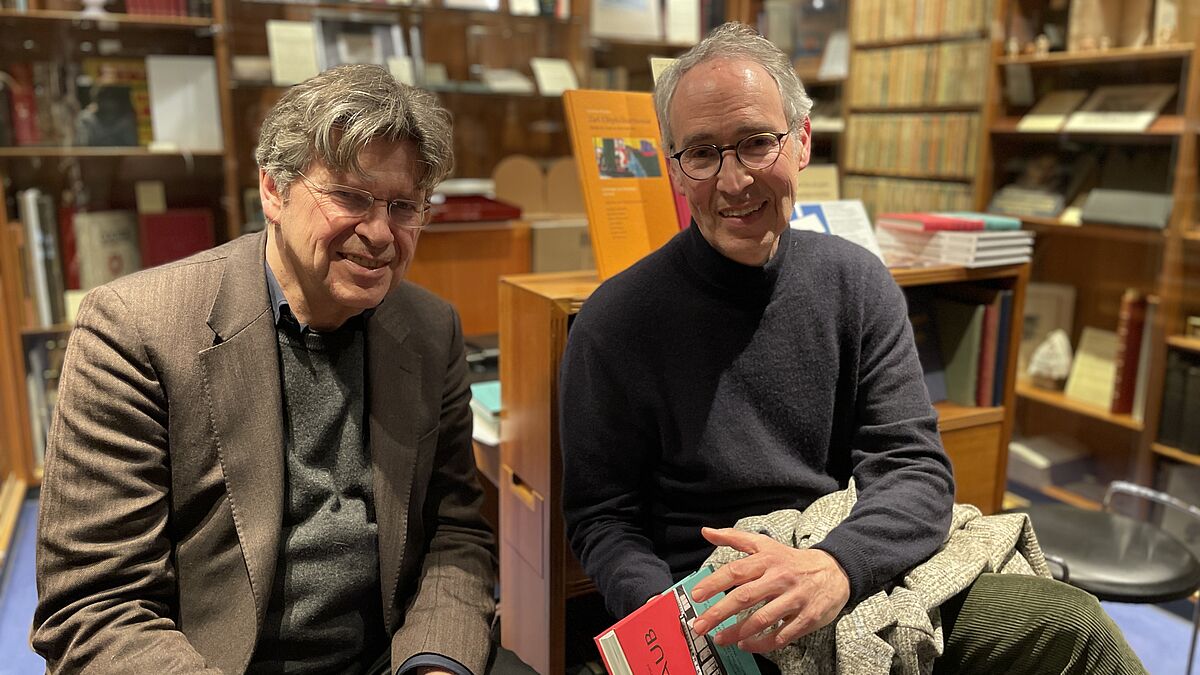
{"left": 874, "top": 211, "right": 1034, "bottom": 268}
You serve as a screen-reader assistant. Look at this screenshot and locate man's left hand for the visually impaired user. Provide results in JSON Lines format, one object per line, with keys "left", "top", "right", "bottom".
{"left": 688, "top": 527, "right": 850, "bottom": 653}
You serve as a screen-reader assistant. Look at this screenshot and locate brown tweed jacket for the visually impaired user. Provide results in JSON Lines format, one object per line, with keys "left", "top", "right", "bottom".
{"left": 31, "top": 232, "right": 496, "bottom": 673}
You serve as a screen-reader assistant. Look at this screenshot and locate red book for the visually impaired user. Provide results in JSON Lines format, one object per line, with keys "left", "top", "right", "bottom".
{"left": 58, "top": 205, "right": 79, "bottom": 290}
{"left": 138, "top": 209, "right": 215, "bottom": 268}
{"left": 876, "top": 212, "right": 986, "bottom": 232}
{"left": 429, "top": 196, "right": 522, "bottom": 224}
{"left": 8, "top": 63, "right": 39, "bottom": 146}
{"left": 976, "top": 294, "right": 1001, "bottom": 406}
{"left": 1111, "top": 289, "right": 1148, "bottom": 415}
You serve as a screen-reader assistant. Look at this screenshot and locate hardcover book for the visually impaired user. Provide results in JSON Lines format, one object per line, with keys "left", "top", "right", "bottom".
{"left": 563, "top": 89, "right": 680, "bottom": 280}
{"left": 138, "top": 209, "right": 215, "bottom": 268}
{"left": 876, "top": 212, "right": 985, "bottom": 232}
{"left": 595, "top": 566, "right": 760, "bottom": 675}
{"left": 74, "top": 210, "right": 141, "bottom": 290}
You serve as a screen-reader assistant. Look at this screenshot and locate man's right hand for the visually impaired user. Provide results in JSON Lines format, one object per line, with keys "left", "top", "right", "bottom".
{"left": 687, "top": 527, "right": 850, "bottom": 653}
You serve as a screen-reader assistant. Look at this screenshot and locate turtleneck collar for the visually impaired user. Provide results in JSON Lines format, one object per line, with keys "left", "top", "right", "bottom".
{"left": 679, "top": 221, "right": 790, "bottom": 300}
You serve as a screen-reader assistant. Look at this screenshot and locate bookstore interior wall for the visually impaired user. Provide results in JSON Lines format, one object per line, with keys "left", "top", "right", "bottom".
{"left": 0, "top": 0, "right": 1199, "bottom": 602}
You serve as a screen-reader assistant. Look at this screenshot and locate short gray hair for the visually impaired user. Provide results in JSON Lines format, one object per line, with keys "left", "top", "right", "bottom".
{"left": 653, "top": 22, "right": 812, "bottom": 151}
{"left": 255, "top": 63, "right": 453, "bottom": 196}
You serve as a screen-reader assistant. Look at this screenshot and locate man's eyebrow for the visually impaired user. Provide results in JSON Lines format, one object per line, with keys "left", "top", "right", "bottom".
{"left": 678, "top": 124, "right": 777, "bottom": 149}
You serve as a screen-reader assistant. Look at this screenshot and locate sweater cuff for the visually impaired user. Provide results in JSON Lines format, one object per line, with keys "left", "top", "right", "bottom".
{"left": 610, "top": 568, "right": 675, "bottom": 619}
{"left": 812, "top": 536, "right": 876, "bottom": 607}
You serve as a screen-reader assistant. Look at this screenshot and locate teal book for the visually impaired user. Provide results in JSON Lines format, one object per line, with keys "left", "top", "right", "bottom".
{"left": 469, "top": 380, "right": 501, "bottom": 415}
{"left": 939, "top": 211, "right": 1022, "bottom": 230}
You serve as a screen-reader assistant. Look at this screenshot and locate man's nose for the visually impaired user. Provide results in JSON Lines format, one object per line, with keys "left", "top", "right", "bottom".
{"left": 715, "top": 149, "right": 753, "bottom": 193}
{"left": 357, "top": 202, "right": 393, "bottom": 247}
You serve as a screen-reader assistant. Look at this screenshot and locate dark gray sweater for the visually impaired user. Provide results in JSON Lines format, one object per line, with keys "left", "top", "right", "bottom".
{"left": 560, "top": 223, "right": 955, "bottom": 620}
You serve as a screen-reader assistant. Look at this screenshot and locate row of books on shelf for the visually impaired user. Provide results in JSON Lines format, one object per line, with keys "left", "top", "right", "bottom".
{"left": 850, "top": 0, "right": 991, "bottom": 45}
{"left": 843, "top": 175, "right": 974, "bottom": 221}
{"left": 1015, "top": 85, "right": 1177, "bottom": 135}
{"left": 844, "top": 113, "right": 980, "bottom": 179}
{"left": 17, "top": 187, "right": 215, "bottom": 328}
{"left": 909, "top": 283, "right": 1014, "bottom": 409}
{"left": 1159, "top": 349, "right": 1200, "bottom": 454}
{"left": 1, "top": 56, "right": 222, "bottom": 151}
{"left": 848, "top": 40, "right": 988, "bottom": 108}
{"left": 0, "top": 0, "right": 211, "bottom": 14}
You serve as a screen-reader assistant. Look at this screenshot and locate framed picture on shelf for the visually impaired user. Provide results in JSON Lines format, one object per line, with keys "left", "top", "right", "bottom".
{"left": 1063, "top": 84, "right": 1176, "bottom": 133}
{"left": 313, "top": 14, "right": 407, "bottom": 71}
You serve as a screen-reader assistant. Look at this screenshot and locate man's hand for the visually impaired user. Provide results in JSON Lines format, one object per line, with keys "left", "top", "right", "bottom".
{"left": 688, "top": 527, "right": 850, "bottom": 653}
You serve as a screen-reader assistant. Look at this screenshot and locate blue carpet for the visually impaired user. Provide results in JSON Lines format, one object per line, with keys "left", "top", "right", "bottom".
{"left": 0, "top": 490, "right": 1197, "bottom": 673}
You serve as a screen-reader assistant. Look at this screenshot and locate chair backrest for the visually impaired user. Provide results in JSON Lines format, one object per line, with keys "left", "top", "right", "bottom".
{"left": 1106, "top": 480, "right": 1200, "bottom": 560}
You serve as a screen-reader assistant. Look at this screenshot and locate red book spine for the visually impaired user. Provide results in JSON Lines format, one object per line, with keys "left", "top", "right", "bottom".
{"left": 1111, "top": 289, "right": 1147, "bottom": 414}
{"left": 976, "top": 297, "right": 999, "bottom": 406}
{"left": 8, "top": 63, "right": 40, "bottom": 146}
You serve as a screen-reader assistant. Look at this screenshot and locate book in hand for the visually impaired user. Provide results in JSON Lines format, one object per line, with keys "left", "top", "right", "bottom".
{"left": 595, "top": 566, "right": 761, "bottom": 675}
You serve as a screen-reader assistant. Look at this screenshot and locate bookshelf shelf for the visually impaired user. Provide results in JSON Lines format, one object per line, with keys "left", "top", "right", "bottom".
{"left": 849, "top": 104, "right": 982, "bottom": 114}
{"left": 0, "top": 8, "right": 214, "bottom": 27}
{"left": 590, "top": 37, "right": 693, "bottom": 50}
{"left": 796, "top": 72, "right": 845, "bottom": 86}
{"left": 19, "top": 324, "right": 73, "bottom": 338}
{"left": 998, "top": 44, "right": 1195, "bottom": 67}
{"left": 1019, "top": 216, "right": 1167, "bottom": 245}
{"left": 238, "top": 0, "right": 581, "bottom": 22}
{"left": 1185, "top": 230, "right": 1200, "bottom": 244}
{"left": 1152, "top": 443, "right": 1200, "bottom": 467}
{"left": 0, "top": 147, "right": 225, "bottom": 158}
{"left": 1016, "top": 381, "right": 1143, "bottom": 431}
{"left": 935, "top": 401, "right": 1004, "bottom": 432}
{"left": 844, "top": 169, "right": 972, "bottom": 183}
{"left": 991, "top": 116, "right": 1185, "bottom": 140}
{"left": 853, "top": 31, "right": 987, "bottom": 50}
{"left": 1166, "top": 335, "right": 1200, "bottom": 354}
{"left": 889, "top": 262, "right": 1028, "bottom": 288}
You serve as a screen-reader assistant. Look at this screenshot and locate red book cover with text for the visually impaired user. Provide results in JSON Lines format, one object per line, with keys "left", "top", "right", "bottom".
{"left": 138, "top": 209, "right": 215, "bottom": 268}
{"left": 594, "top": 592, "right": 693, "bottom": 675}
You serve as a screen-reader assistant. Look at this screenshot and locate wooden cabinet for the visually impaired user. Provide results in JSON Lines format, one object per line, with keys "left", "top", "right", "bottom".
{"left": 498, "top": 261, "right": 1028, "bottom": 674}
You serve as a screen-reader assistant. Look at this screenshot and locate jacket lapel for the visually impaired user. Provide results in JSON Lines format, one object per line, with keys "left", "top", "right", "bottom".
{"left": 367, "top": 302, "right": 420, "bottom": 632}
{"left": 197, "top": 232, "right": 285, "bottom": 632}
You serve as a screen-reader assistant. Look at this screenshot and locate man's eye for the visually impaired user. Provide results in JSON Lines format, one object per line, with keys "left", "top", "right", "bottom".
{"left": 329, "top": 190, "right": 371, "bottom": 210}
{"left": 391, "top": 200, "right": 420, "bottom": 214}
{"left": 686, "top": 147, "right": 718, "bottom": 162}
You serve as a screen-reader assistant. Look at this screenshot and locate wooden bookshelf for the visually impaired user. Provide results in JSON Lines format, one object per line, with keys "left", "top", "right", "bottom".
{"left": 998, "top": 44, "right": 1195, "bottom": 67}
{"left": 0, "top": 7, "right": 214, "bottom": 27}
{"left": 1015, "top": 381, "right": 1143, "bottom": 431}
{"left": 890, "top": 262, "right": 1027, "bottom": 287}
{"left": 1152, "top": 443, "right": 1200, "bottom": 467}
{"left": 1041, "top": 483, "right": 1103, "bottom": 510}
{"left": 1166, "top": 335, "right": 1200, "bottom": 354}
{"left": 844, "top": 169, "right": 973, "bottom": 183}
{"left": 990, "top": 115, "right": 1186, "bottom": 138}
{"left": 0, "top": 147, "right": 226, "bottom": 158}
{"left": 1019, "top": 216, "right": 1168, "bottom": 245}
{"left": 853, "top": 32, "right": 988, "bottom": 50}
{"left": 849, "top": 104, "right": 982, "bottom": 114}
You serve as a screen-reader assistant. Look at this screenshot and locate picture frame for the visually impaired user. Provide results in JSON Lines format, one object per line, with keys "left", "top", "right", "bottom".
{"left": 313, "top": 13, "right": 406, "bottom": 71}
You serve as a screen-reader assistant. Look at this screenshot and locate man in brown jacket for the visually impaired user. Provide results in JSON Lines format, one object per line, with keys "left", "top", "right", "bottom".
{"left": 32, "top": 64, "right": 495, "bottom": 674}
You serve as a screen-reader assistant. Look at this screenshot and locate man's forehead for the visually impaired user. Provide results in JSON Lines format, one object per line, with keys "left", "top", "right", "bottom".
{"left": 670, "top": 59, "right": 785, "bottom": 146}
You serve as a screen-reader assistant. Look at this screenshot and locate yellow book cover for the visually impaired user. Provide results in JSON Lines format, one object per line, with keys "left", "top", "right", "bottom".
{"left": 563, "top": 89, "right": 680, "bottom": 281}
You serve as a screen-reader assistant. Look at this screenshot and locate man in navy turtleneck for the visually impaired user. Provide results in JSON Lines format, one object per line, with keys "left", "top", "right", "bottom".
{"left": 560, "top": 22, "right": 1146, "bottom": 675}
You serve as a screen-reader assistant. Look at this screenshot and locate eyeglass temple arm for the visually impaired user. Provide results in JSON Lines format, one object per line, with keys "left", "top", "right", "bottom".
{"left": 1104, "top": 480, "right": 1200, "bottom": 523}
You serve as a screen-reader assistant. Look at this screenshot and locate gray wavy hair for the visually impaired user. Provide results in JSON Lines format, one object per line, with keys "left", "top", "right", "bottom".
{"left": 653, "top": 22, "right": 813, "bottom": 152}
{"left": 255, "top": 63, "right": 453, "bottom": 196}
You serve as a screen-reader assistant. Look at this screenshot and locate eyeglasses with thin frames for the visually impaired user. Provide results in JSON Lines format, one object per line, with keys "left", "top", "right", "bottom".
{"left": 669, "top": 131, "right": 790, "bottom": 181}
{"left": 298, "top": 172, "right": 430, "bottom": 232}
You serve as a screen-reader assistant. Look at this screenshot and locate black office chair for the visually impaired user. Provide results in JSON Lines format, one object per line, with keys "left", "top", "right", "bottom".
{"left": 1013, "top": 481, "right": 1200, "bottom": 675}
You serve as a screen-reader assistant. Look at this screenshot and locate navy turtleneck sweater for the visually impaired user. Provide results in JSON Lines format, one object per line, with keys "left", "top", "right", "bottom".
{"left": 560, "top": 223, "right": 955, "bottom": 620}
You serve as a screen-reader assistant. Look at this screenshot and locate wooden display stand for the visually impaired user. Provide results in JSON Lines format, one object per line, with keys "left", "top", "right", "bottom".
{"left": 498, "top": 262, "right": 1029, "bottom": 674}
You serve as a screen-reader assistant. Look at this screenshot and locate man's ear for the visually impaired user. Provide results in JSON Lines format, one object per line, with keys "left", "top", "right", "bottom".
{"left": 796, "top": 117, "right": 812, "bottom": 172}
{"left": 260, "top": 169, "right": 285, "bottom": 224}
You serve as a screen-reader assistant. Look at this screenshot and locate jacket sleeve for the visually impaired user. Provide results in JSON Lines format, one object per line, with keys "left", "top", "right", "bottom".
{"left": 389, "top": 309, "right": 496, "bottom": 674}
{"left": 31, "top": 285, "right": 221, "bottom": 673}
{"left": 559, "top": 318, "right": 674, "bottom": 620}
{"left": 811, "top": 261, "right": 955, "bottom": 605}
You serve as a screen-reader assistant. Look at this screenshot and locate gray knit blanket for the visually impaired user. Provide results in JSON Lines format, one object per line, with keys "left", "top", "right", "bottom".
{"left": 703, "top": 481, "right": 1052, "bottom": 675}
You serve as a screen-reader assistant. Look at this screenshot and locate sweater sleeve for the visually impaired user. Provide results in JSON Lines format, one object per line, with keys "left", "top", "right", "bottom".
{"left": 811, "top": 260, "right": 955, "bottom": 605}
{"left": 559, "top": 313, "right": 674, "bottom": 619}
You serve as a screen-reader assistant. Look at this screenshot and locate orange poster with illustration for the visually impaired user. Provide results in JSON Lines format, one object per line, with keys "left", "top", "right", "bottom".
{"left": 563, "top": 90, "right": 681, "bottom": 281}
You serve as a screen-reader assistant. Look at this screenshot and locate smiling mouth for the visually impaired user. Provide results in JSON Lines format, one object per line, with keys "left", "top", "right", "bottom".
{"left": 719, "top": 201, "right": 765, "bottom": 218}
{"left": 341, "top": 252, "right": 390, "bottom": 270}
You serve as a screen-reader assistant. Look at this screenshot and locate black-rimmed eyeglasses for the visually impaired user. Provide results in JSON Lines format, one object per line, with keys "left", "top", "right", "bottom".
{"left": 298, "top": 172, "right": 430, "bottom": 232}
{"left": 669, "top": 131, "right": 789, "bottom": 181}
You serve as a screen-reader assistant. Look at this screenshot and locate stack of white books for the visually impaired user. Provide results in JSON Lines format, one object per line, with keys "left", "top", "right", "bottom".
{"left": 874, "top": 212, "right": 1034, "bottom": 268}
